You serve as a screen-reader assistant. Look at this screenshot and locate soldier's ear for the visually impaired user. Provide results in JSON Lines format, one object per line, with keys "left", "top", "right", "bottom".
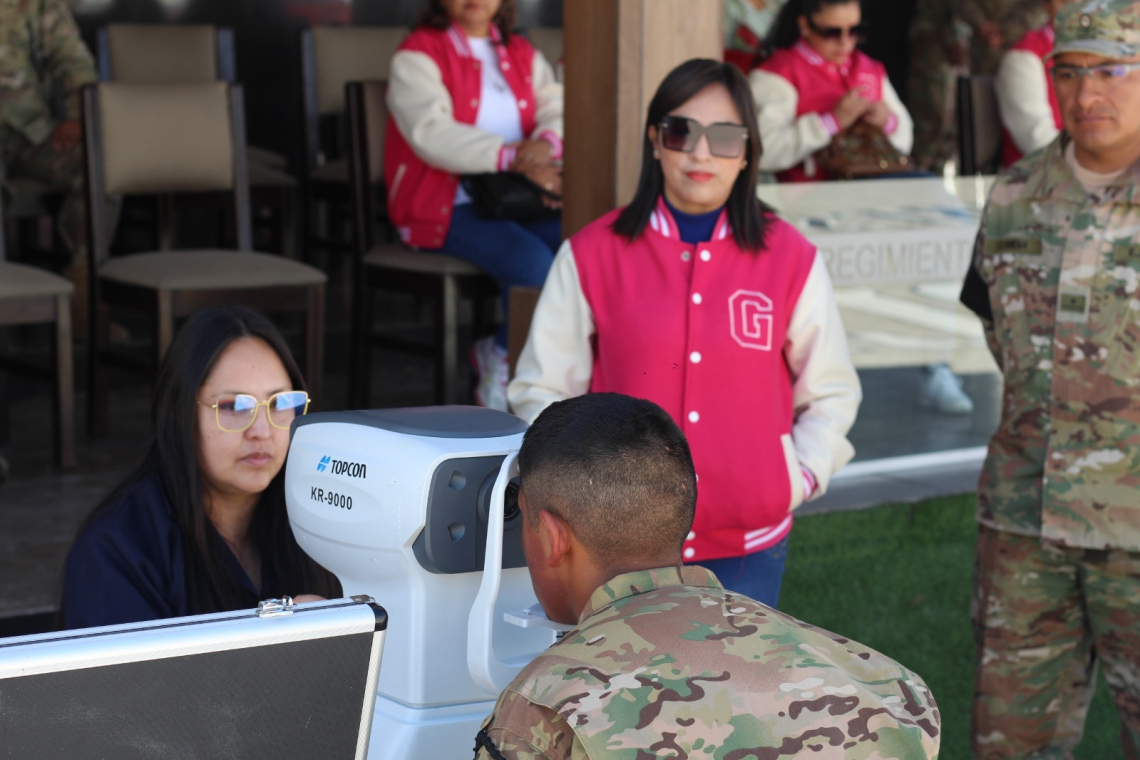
{"left": 537, "top": 509, "right": 571, "bottom": 568}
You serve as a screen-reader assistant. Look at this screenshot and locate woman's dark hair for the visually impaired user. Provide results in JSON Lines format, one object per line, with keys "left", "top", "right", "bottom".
{"left": 767, "top": 0, "right": 861, "bottom": 51}
{"left": 613, "top": 59, "right": 771, "bottom": 253}
{"left": 418, "top": 0, "right": 517, "bottom": 40}
{"left": 64, "top": 307, "right": 340, "bottom": 620}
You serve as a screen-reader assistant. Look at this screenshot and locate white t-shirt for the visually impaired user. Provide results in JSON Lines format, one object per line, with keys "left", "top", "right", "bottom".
{"left": 454, "top": 36, "right": 525, "bottom": 206}
{"left": 1065, "top": 141, "right": 1128, "bottom": 192}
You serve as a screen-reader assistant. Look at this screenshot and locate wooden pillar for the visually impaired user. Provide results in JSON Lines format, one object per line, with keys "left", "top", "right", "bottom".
{"left": 562, "top": 0, "right": 724, "bottom": 238}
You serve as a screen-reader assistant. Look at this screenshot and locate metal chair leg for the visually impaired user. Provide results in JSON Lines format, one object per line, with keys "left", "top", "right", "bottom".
{"left": 53, "top": 294, "right": 76, "bottom": 468}
{"left": 436, "top": 276, "right": 459, "bottom": 405}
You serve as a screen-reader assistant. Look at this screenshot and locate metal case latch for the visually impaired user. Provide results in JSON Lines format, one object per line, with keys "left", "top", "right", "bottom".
{"left": 257, "top": 596, "right": 296, "bottom": 618}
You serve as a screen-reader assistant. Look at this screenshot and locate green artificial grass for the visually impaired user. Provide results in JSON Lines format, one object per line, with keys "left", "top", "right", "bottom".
{"left": 781, "top": 495, "right": 1122, "bottom": 759}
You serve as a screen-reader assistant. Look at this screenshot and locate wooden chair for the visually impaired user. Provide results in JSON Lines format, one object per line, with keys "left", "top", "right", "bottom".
{"left": 83, "top": 82, "right": 326, "bottom": 437}
{"left": 97, "top": 23, "right": 296, "bottom": 255}
{"left": 957, "top": 74, "right": 1002, "bottom": 176}
{"left": 0, "top": 167, "right": 76, "bottom": 468}
{"left": 345, "top": 79, "right": 498, "bottom": 408}
{"left": 300, "top": 26, "right": 405, "bottom": 259}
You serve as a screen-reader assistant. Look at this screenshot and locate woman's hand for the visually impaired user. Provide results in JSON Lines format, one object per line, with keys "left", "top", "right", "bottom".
{"left": 523, "top": 163, "right": 563, "bottom": 209}
{"left": 861, "top": 100, "right": 892, "bottom": 130}
{"left": 293, "top": 594, "right": 327, "bottom": 604}
{"left": 833, "top": 90, "right": 871, "bottom": 131}
{"left": 511, "top": 139, "right": 554, "bottom": 174}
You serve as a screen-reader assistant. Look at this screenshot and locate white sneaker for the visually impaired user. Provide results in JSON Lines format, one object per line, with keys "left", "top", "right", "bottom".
{"left": 472, "top": 336, "right": 510, "bottom": 412}
{"left": 919, "top": 364, "right": 974, "bottom": 415}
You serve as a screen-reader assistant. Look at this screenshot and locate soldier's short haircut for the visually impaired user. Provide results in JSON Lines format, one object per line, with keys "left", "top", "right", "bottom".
{"left": 518, "top": 393, "right": 697, "bottom": 564}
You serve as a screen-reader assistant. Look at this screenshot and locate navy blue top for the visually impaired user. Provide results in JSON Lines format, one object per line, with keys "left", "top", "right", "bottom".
{"left": 664, "top": 197, "right": 723, "bottom": 245}
{"left": 62, "top": 472, "right": 274, "bottom": 630}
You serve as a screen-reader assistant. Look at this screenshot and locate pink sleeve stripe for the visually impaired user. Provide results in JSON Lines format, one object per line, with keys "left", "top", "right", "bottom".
{"left": 498, "top": 145, "right": 518, "bottom": 171}
{"left": 820, "top": 112, "right": 840, "bottom": 137}
{"left": 537, "top": 130, "right": 563, "bottom": 159}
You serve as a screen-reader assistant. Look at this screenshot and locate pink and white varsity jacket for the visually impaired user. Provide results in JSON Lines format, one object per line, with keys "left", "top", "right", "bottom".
{"left": 384, "top": 25, "right": 563, "bottom": 249}
{"left": 509, "top": 200, "right": 862, "bottom": 561}
{"left": 749, "top": 42, "right": 913, "bottom": 182}
{"left": 996, "top": 25, "right": 1062, "bottom": 167}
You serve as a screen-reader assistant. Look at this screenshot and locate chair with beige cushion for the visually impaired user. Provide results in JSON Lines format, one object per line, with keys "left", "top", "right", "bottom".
{"left": 83, "top": 82, "right": 325, "bottom": 437}
{"left": 0, "top": 167, "right": 76, "bottom": 468}
{"left": 98, "top": 24, "right": 296, "bottom": 254}
{"left": 346, "top": 79, "right": 498, "bottom": 407}
{"left": 300, "top": 26, "right": 405, "bottom": 259}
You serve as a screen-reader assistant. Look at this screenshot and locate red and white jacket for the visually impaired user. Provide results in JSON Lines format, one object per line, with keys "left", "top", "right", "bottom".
{"left": 384, "top": 25, "right": 563, "bottom": 249}
{"left": 749, "top": 42, "right": 913, "bottom": 182}
{"left": 508, "top": 200, "right": 861, "bottom": 561}
{"left": 996, "top": 25, "right": 1062, "bottom": 167}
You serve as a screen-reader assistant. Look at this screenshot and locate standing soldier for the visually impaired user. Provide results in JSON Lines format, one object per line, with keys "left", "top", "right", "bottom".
{"left": 961, "top": 2, "right": 1140, "bottom": 756}
{"left": 0, "top": 0, "right": 115, "bottom": 333}
{"left": 907, "top": 0, "right": 966, "bottom": 173}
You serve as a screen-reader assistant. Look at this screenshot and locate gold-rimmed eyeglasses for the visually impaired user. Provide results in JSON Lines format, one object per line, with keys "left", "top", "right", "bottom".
{"left": 198, "top": 390, "right": 310, "bottom": 433}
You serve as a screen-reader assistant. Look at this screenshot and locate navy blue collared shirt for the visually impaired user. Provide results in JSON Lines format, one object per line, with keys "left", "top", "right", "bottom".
{"left": 62, "top": 472, "right": 273, "bottom": 630}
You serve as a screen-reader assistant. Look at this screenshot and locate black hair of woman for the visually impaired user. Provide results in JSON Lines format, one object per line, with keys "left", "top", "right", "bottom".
{"left": 766, "top": 0, "right": 862, "bottom": 52}
{"left": 62, "top": 306, "right": 340, "bottom": 621}
{"left": 613, "top": 58, "right": 772, "bottom": 253}
{"left": 418, "top": 0, "right": 518, "bottom": 40}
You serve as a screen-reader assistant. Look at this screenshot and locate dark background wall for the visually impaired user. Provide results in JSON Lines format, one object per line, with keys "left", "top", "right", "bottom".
{"left": 69, "top": 0, "right": 916, "bottom": 172}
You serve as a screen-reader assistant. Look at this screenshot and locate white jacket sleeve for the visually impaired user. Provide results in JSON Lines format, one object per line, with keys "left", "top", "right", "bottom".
{"left": 507, "top": 242, "right": 595, "bottom": 423}
{"left": 751, "top": 69, "right": 833, "bottom": 172}
{"left": 386, "top": 49, "right": 502, "bottom": 175}
{"left": 784, "top": 255, "right": 861, "bottom": 497}
{"left": 530, "top": 49, "right": 563, "bottom": 139}
{"left": 996, "top": 49, "right": 1060, "bottom": 155}
{"left": 881, "top": 77, "right": 914, "bottom": 156}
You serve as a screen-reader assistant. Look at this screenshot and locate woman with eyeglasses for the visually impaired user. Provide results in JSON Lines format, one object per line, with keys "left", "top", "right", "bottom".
{"left": 61, "top": 307, "right": 340, "bottom": 629}
{"left": 508, "top": 59, "right": 860, "bottom": 607}
{"left": 751, "top": 0, "right": 914, "bottom": 181}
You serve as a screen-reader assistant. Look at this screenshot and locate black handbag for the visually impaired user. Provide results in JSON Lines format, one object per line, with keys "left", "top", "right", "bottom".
{"left": 461, "top": 172, "right": 561, "bottom": 223}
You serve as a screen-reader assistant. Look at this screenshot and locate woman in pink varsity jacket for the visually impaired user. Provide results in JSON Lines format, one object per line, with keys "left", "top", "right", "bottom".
{"left": 750, "top": 0, "right": 913, "bottom": 182}
{"left": 508, "top": 59, "right": 861, "bottom": 607}
{"left": 385, "top": 0, "right": 564, "bottom": 411}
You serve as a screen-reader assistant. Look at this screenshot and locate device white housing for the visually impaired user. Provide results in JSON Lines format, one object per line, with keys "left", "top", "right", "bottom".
{"left": 285, "top": 407, "right": 561, "bottom": 758}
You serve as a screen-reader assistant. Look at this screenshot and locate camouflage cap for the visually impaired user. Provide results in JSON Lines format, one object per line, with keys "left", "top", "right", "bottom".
{"left": 1050, "top": 0, "right": 1140, "bottom": 59}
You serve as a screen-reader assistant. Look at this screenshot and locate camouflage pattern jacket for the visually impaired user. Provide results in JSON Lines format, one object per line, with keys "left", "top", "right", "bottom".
{"left": 475, "top": 566, "right": 940, "bottom": 759}
{"left": 0, "top": 0, "right": 95, "bottom": 149}
{"left": 973, "top": 135, "right": 1140, "bottom": 552}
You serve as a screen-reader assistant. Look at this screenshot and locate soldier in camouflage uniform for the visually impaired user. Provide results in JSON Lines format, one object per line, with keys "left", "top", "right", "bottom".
{"left": 474, "top": 393, "right": 940, "bottom": 760}
{"left": 0, "top": 0, "right": 117, "bottom": 332}
{"left": 961, "top": 2, "right": 1140, "bottom": 756}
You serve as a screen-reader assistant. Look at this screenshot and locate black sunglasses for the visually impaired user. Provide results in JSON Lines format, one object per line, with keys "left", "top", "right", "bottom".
{"left": 806, "top": 17, "right": 869, "bottom": 41}
{"left": 658, "top": 116, "right": 749, "bottom": 159}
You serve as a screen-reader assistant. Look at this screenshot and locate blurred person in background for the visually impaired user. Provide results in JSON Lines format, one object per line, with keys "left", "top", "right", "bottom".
{"left": 723, "top": 0, "right": 785, "bottom": 71}
{"left": 0, "top": 0, "right": 120, "bottom": 336}
{"left": 385, "top": 0, "right": 564, "bottom": 412}
{"left": 907, "top": 0, "right": 968, "bottom": 174}
{"left": 961, "top": 0, "right": 1049, "bottom": 76}
{"left": 510, "top": 59, "right": 860, "bottom": 608}
{"left": 61, "top": 307, "right": 340, "bottom": 629}
{"left": 750, "top": 0, "right": 913, "bottom": 182}
{"left": 996, "top": 0, "right": 1069, "bottom": 166}
{"left": 753, "top": 0, "right": 972, "bottom": 414}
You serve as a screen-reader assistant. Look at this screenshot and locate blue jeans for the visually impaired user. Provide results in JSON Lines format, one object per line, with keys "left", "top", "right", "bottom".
{"left": 696, "top": 536, "right": 790, "bottom": 609}
{"left": 441, "top": 203, "right": 561, "bottom": 348}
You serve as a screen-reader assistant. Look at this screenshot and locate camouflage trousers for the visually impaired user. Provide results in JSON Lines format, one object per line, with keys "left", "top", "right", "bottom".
{"left": 2, "top": 126, "right": 121, "bottom": 335}
{"left": 972, "top": 525, "right": 1140, "bottom": 759}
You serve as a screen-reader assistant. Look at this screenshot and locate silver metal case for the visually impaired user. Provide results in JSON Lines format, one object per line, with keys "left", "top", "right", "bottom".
{"left": 0, "top": 596, "right": 387, "bottom": 759}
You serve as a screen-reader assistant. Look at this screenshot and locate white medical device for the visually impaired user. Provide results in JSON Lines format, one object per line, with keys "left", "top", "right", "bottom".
{"left": 285, "top": 407, "right": 564, "bottom": 759}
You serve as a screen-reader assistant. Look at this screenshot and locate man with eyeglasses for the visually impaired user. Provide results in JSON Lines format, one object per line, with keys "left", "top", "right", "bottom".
{"left": 960, "top": 2, "right": 1140, "bottom": 756}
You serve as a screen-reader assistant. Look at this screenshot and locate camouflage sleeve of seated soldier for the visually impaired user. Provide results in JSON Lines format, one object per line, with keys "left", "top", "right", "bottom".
{"left": 474, "top": 690, "right": 582, "bottom": 760}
